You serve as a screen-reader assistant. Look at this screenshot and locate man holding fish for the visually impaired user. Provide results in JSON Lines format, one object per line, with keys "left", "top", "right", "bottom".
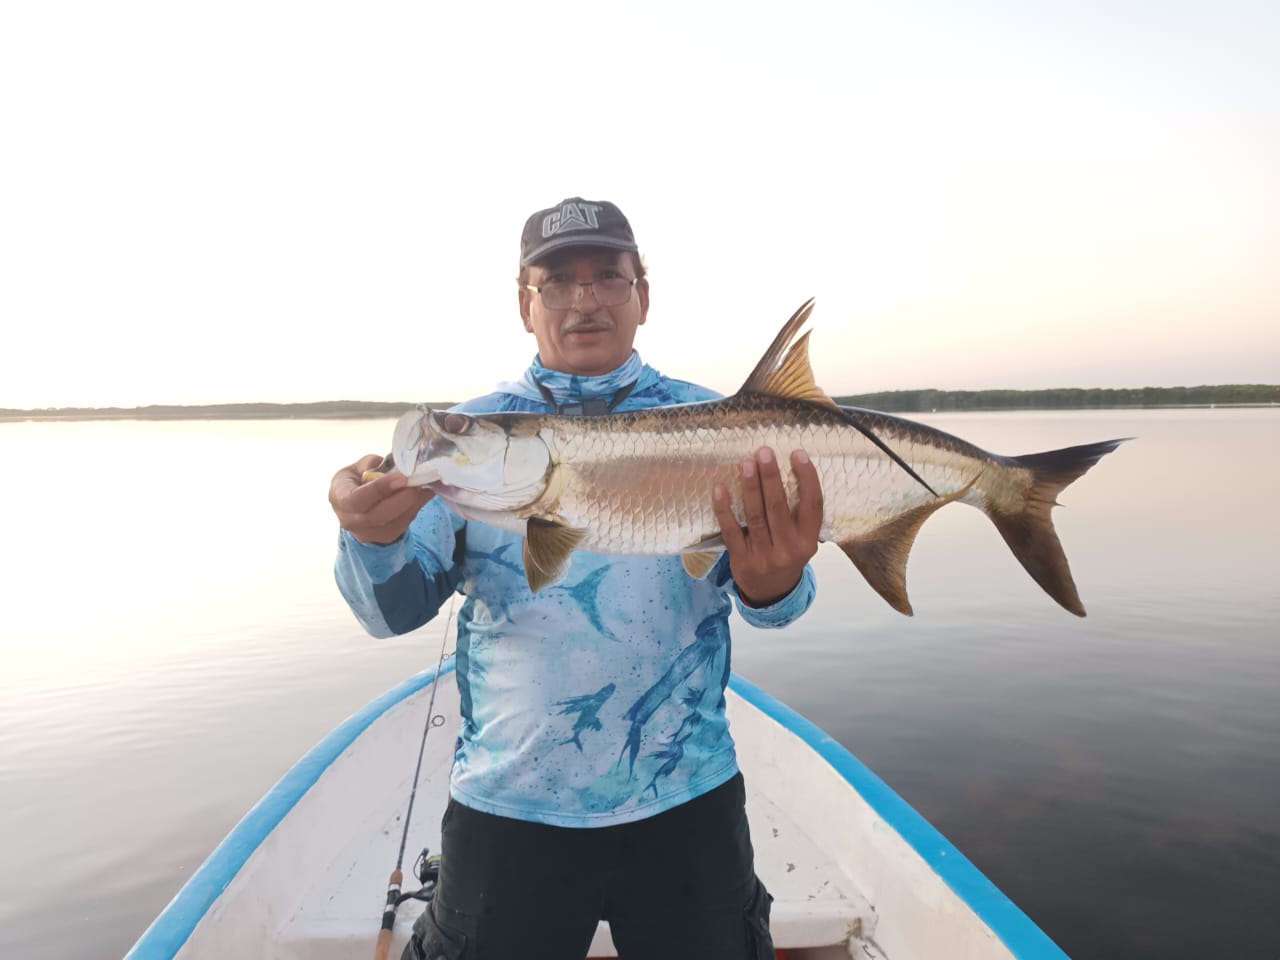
{"left": 330, "top": 197, "right": 822, "bottom": 959}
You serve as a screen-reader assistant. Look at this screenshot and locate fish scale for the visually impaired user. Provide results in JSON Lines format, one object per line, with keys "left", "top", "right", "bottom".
{"left": 545, "top": 396, "right": 951, "bottom": 555}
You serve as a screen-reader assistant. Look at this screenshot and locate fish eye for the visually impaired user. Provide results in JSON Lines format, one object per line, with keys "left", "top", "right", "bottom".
{"left": 442, "top": 413, "right": 473, "bottom": 435}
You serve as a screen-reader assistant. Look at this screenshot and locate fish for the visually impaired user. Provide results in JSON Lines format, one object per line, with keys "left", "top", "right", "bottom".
{"left": 390, "top": 299, "right": 1125, "bottom": 616}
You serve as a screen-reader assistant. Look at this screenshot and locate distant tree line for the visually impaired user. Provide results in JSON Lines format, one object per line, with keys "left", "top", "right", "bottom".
{"left": 833, "top": 385, "right": 1280, "bottom": 412}
{"left": 4, "top": 386, "right": 1278, "bottom": 421}
{"left": 0, "top": 400, "right": 434, "bottom": 422}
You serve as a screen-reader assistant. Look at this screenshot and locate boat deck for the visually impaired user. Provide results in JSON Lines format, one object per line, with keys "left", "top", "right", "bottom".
{"left": 268, "top": 685, "right": 878, "bottom": 959}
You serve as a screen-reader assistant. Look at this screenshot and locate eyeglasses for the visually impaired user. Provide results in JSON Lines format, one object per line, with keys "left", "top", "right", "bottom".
{"left": 524, "top": 275, "right": 639, "bottom": 310}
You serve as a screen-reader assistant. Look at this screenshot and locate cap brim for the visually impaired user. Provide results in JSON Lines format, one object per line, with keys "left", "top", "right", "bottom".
{"left": 520, "top": 235, "right": 639, "bottom": 268}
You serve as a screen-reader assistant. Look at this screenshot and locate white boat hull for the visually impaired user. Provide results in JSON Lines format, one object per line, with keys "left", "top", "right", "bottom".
{"left": 127, "top": 661, "right": 1068, "bottom": 959}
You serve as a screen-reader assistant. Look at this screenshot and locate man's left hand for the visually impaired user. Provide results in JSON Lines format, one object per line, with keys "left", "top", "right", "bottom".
{"left": 712, "top": 447, "right": 823, "bottom": 607}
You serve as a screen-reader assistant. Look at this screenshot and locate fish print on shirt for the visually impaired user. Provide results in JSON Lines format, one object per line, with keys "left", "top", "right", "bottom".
{"left": 461, "top": 543, "right": 525, "bottom": 627}
{"left": 641, "top": 686, "right": 707, "bottom": 798}
{"left": 555, "top": 682, "right": 617, "bottom": 751}
{"left": 467, "top": 541, "right": 524, "bottom": 577}
{"left": 550, "top": 564, "right": 619, "bottom": 642}
{"left": 617, "top": 614, "right": 727, "bottom": 779}
{"left": 467, "top": 539, "right": 620, "bottom": 641}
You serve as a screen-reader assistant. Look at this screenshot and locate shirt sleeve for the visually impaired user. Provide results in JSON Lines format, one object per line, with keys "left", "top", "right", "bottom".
{"left": 334, "top": 499, "right": 466, "bottom": 638}
{"left": 710, "top": 554, "right": 817, "bottom": 629}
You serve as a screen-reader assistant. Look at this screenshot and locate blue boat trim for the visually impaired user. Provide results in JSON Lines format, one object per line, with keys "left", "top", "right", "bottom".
{"left": 128, "top": 663, "right": 1065, "bottom": 960}
{"left": 728, "top": 673, "right": 1069, "bottom": 960}
{"left": 125, "top": 660, "right": 457, "bottom": 960}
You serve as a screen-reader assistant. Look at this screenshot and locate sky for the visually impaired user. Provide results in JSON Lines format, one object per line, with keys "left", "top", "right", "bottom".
{"left": 1, "top": 0, "right": 1276, "bottom": 408}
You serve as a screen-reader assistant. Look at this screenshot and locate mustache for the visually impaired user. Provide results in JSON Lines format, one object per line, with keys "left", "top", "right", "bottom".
{"left": 561, "top": 315, "right": 614, "bottom": 334}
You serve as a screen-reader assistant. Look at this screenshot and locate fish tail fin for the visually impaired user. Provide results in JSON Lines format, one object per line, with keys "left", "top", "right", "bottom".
{"left": 987, "top": 439, "right": 1128, "bottom": 617}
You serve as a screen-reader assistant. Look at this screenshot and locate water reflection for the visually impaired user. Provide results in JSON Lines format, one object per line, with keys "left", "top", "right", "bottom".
{"left": 1, "top": 410, "right": 1278, "bottom": 958}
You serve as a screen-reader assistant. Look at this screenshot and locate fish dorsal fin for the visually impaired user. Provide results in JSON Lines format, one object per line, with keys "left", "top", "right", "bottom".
{"left": 737, "top": 299, "right": 837, "bottom": 409}
{"left": 762, "top": 331, "right": 838, "bottom": 407}
{"left": 740, "top": 299, "right": 939, "bottom": 498}
{"left": 523, "top": 517, "right": 587, "bottom": 593}
{"left": 680, "top": 550, "right": 723, "bottom": 580}
{"left": 739, "top": 298, "right": 814, "bottom": 392}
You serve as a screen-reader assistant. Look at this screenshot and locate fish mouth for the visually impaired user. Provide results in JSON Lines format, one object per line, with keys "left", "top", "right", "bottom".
{"left": 391, "top": 407, "right": 442, "bottom": 485}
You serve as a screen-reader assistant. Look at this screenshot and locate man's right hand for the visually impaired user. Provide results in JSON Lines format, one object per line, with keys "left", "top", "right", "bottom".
{"left": 330, "top": 454, "right": 435, "bottom": 545}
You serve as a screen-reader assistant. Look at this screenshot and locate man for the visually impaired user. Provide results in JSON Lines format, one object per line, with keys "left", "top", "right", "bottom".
{"left": 329, "top": 197, "right": 822, "bottom": 960}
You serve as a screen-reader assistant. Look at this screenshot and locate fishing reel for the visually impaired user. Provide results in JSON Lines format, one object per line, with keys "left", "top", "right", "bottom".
{"left": 395, "top": 847, "right": 441, "bottom": 905}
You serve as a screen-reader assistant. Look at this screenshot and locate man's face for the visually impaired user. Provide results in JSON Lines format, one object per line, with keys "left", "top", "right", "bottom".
{"left": 519, "top": 249, "right": 649, "bottom": 376}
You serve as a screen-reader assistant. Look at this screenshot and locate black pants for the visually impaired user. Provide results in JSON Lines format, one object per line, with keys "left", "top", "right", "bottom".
{"left": 403, "top": 773, "right": 774, "bottom": 960}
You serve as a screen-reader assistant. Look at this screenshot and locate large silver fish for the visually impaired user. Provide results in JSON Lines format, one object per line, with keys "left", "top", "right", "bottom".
{"left": 391, "top": 300, "right": 1124, "bottom": 615}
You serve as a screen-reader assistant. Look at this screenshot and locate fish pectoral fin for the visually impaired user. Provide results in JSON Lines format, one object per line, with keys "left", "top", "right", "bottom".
{"left": 736, "top": 298, "right": 837, "bottom": 409}
{"left": 680, "top": 550, "right": 723, "bottom": 580}
{"left": 522, "top": 517, "right": 587, "bottom": 593}
{"left": 839, "top": 482, "right": 973, "bottom": 616}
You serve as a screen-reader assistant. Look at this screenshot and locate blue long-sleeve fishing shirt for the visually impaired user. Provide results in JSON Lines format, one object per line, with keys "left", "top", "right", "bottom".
{"left": 335, "top": 350, "right": 816, "bottom": 827}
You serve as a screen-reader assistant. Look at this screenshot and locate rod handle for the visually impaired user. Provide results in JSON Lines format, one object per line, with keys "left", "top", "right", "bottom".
{"left": 373, "top": 868, "right": 404, "bottom": 960}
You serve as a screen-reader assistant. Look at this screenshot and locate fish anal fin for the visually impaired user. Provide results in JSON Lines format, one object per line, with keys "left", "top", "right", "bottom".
{"left": 523, "top": 517, "right": 587, "bottom": 593}
{"left": 839, "top": 524, "right": 922, "bottom": 617}
{"left": 839, "top": 481, "right": 974, "bottom": 616}
{"left": 680, "top": 550, "right": 723, "bottom": 580}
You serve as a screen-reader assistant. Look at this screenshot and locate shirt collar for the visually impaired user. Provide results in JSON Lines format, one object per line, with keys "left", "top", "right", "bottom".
{"left": 509, "top": 351, "right": 647, "bottom": 406}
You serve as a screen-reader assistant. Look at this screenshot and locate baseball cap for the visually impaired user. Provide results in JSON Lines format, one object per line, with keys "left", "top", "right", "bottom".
{"left": 519, "top": 197, "right": 638, "bottom": 268}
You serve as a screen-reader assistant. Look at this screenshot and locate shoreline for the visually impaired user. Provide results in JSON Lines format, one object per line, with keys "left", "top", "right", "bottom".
{"left": 3, "top": 399, "right": 1278, "bottom": 423}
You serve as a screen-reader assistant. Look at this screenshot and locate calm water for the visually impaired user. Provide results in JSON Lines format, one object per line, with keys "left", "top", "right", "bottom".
{"left": 1, "top": 410, "right": 1277, "bottom": 959}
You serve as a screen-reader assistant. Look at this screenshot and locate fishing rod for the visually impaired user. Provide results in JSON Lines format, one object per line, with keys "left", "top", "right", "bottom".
{"left": 373, "top": 593, "right": 457, "bottom": 960}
